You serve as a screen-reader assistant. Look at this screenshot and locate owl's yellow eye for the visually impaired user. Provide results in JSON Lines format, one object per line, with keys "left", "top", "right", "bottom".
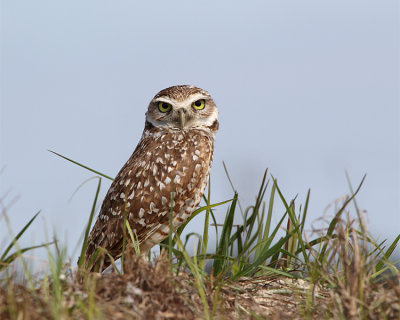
{"left": 158, "top": 102, "right": 172, "bottom": 113}
{"left": 192, "top": 99, "right": 205, "bottom": 110}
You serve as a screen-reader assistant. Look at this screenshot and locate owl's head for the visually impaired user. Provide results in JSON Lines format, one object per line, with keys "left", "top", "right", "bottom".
{"left": 145, "top": 85, "right": 218, "bottom": 131}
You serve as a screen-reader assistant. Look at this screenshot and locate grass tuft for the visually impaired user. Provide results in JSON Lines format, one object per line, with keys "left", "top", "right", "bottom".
{"left": 0, "top": 152, "right": 398, "bottom": 319}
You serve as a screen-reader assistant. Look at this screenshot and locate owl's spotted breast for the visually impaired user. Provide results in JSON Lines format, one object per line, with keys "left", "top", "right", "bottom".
{"left": 85, "top": 126, "right": 216, "bottom": 269}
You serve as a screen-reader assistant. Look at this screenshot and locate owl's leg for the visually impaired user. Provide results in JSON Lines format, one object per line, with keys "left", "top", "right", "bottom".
{"left": 122, "top": 243, "right": 151, "bottom": 272}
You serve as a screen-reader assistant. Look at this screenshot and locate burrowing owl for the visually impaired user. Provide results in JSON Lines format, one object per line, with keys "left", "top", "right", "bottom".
{"left": 84, "top": 85, "right": 218, "bottom": 271}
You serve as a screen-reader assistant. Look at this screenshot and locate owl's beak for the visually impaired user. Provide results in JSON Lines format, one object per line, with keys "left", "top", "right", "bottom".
{"left": 178, "top": 109, "right": 186, "bottom": 129}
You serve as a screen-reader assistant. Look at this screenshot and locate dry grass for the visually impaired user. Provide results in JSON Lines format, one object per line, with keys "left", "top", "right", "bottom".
{"left": 1, "top": 221, "right": 399, "bottom": 320}
{"left": 1, "top": 253, "right": 199, "bottom": 320}
{"left": 1, "top": 165, "right": 399, "bottom": 319}
{"left": 312, "top": 217, "right": 400, "bottom": 320}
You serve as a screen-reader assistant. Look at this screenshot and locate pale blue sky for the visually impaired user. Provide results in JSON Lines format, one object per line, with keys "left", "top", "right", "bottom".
{"left": 1, "top": 0, "right": 399, "bottom": 262}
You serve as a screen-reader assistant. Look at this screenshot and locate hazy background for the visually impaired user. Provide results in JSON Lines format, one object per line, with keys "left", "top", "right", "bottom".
{"left": 1, "top": 0, "right": 399, "bottom": 265}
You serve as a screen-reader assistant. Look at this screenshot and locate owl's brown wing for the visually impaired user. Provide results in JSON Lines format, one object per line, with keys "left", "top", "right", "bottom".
{"left": 84, "top": 136, "right": 152, "bottom": 270}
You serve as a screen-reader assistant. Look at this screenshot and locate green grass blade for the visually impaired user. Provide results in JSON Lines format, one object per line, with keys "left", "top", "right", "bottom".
{"left": 255, "top": 202, "right": 266, "bottom": 259}
{"left": 168, "top": 184, "right": 175, "bottom": 263}
{"left": 202, "top": 193, "right": 219, "bottom": 249}
{"left": 345, "top": 170, "right": 365, "bottom": 234}
{"left": 300, "top": 189, "right": 310, "bottom": 235}
{"left": 236, "top": 225, "right": 243, "bottom": 257}
{"left": 184, "top": 232, "right": 202, "bottom": 251}
{"left": 375, "top": 233, "right": 400, "bottom": 272}
{"left": 49, "top": 150, "right": 114, "bottom": 181}
{"left": 209, "top": 208, "right": 219, "bottom": 250}
{"left": 173, "top": 234, "right": 210, "bottom": 319}
{"left": 78, "top": 177, "right": 102, "bottom": 268}
{"left": 125, "top": 220, "right": 140, "bottom": 255}
{"left": 232, "top": 228, "right": 298, "bottom": 280}
{"left": 264, "top": 182, "right": 276, "bottom": 241}
{"left": 262, "top": 209, "right": 289, "bottom": 253}
{"left": 254, "top": 180, "right": 276, "bottom": 258}
{"left": 1, "top": 211, "right": 40, "bottom": 262}
{"left": 213, "top": 193, "right": 238, "bottom": 276}
{"left": 243, "top": 170, "right": 268, "bottom": 248}
{"left": 175, "top": 198, "right": 233, "bottom": 238}
{"left": 258, "top": 208, "right": 290, "bottom": 269}
{"left": 258, "top": 265, "right": 296, "bottom": 278}
{"left": 272, "top": 177, "right": 309, "bottom": 265}
{"left": 222, "top": 161, "right": 244, "bottom": 214}
{"left": 0, "top": 242, "right": 54, "bottom": 271}
{"left": 279, "top": 248, "right": 302, "bottom": 263}
{"left": 228, "top": 207, "right": 259, "bottom": 248}
{"left": 200, "top": 176, "right": 212, "bottom": 269}
{"left": 295, "top": 234, "right": 338, "bottom": 254}
{"left": 318, "top": 174, "right": 366, "bottom": 262}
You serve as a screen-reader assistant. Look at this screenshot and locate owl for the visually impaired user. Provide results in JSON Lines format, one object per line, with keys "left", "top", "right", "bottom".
{"left": 84, "top": 85, "right": 219, "bottom": 271}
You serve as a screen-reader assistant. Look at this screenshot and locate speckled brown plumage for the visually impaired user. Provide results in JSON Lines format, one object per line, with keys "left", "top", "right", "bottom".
{"left": 84, "top": 85, "right": 218, "bottom": 271}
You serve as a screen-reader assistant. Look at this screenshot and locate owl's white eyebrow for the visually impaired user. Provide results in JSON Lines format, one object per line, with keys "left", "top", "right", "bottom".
{"left": 154, "top": 93, "right": 209, "bottom": 105}
{"left": 154, "top": 97, "right": 175, "bottom": 104}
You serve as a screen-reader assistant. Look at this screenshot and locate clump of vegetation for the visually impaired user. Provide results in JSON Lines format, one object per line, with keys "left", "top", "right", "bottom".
{"left": 0, "top": 153, "right": 399, "bottom": 319}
